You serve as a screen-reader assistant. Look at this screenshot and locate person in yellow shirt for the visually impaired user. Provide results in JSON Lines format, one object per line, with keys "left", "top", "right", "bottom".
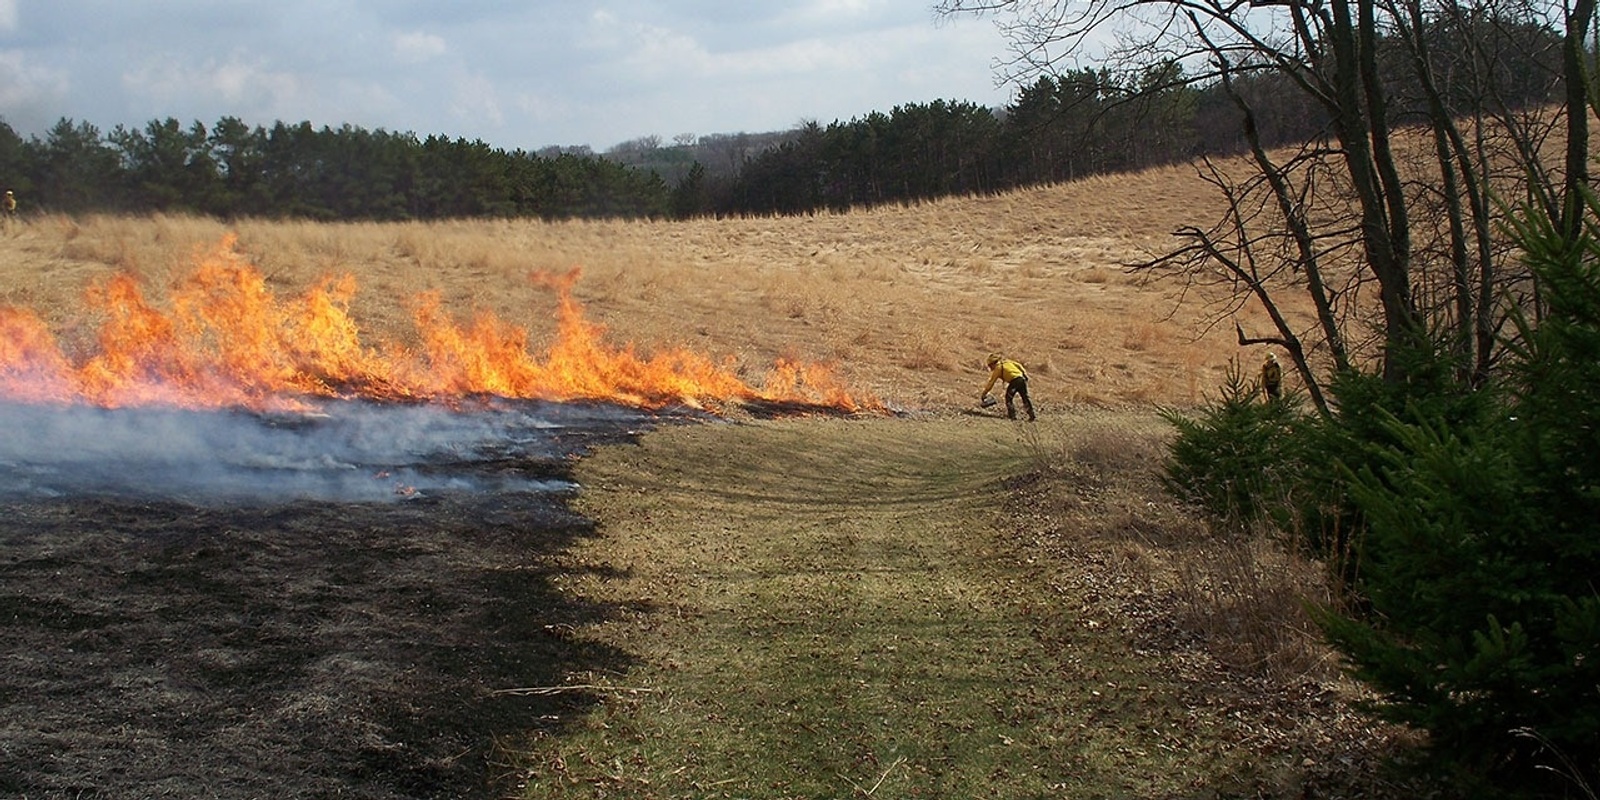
{"left": 980, "top": 353, "right": 1035, "bottom": 421}
{"left": 1261, "top": 352, "right": 1283, "bottom": 399}
{"left": 3, "top": 190, "right": 14, "bottom": 217}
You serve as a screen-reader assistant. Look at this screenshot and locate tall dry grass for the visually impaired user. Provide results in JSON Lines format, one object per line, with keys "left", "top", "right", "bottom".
{"left": 1012, "top": 412, "right": 1349, "bottom": 687}
{"left": 0, "top": 155, "right": 1303, "bottom": 410}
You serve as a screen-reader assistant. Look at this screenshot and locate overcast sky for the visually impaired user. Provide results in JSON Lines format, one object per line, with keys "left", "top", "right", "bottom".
{"left": 0, "top": 1, "right": 1018, "bottom": 153}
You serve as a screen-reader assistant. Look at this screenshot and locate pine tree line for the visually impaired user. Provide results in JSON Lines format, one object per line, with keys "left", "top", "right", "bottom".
{"left": 0, "top": 18, "right": 1562, "bottom": 222}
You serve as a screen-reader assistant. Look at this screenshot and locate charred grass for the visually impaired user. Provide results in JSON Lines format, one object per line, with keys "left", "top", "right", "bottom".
{"left": 0, "top": 492, "right": 636, "bottom": 799}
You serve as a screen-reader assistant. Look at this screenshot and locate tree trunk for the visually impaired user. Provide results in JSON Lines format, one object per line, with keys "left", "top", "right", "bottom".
{"left": 1328, "top": 0, "right": 1423, "bottom": 384}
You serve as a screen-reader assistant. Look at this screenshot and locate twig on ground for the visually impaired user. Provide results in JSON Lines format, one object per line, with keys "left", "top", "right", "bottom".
{"left": 492, "top": 684, "right": 656, "bottom": 697}
{"left": 840, "top": 756, "right": 907, "bottom": 797}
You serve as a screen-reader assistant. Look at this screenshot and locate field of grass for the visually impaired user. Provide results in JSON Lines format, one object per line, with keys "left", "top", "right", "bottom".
{"left": 0, "top": 158, "right": 1419, "bottom": 798}
{"left": 510, "top": 413, "right": 1414, "bottom": 798}
{"left": 0, "top": 157, "right": 1303, "bottom": 412}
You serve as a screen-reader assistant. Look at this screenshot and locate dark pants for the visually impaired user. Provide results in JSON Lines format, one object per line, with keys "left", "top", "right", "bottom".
{"left": 1006, "top": 376, "right": 1035, "bottom": 420}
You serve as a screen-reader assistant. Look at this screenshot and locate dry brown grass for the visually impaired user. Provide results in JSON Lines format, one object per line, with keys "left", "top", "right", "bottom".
{"left": 530, "top": 411, "right": 1414, "bottom": 799}
{"left": 0, "top": 156, "right": 1293, "bottom": 412}
{"left": 1007, "top": 414, "right": 1351, "bottom": 687}
{"left": 1171, "top": 525, "right": 1343, "bottom": 681}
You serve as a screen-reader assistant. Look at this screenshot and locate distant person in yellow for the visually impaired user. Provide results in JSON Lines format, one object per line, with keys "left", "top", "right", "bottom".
{"left": 1261, "top": 352, "right": 1283, "bottom": 399}
{"left": 980, "top": 353, "right": 1035, "bottom": 421}
{"left": 3, "top": 190, "right": 14, "bottom": 218}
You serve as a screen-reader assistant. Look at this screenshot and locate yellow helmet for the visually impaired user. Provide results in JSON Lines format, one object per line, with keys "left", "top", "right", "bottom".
{"left": 986, "top": 353, "right": 1000, "bottom": 367}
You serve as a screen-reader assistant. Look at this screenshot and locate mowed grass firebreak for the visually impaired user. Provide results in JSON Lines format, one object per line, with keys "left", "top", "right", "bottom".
{"left": 508, "top": 413, "right": 1403, "bottom": 799}
{"left": 518, "top": 416, "right": 1197, "bottom": 798}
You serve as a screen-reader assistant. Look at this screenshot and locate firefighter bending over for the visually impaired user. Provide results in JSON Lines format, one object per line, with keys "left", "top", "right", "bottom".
{"left": 981, "top": 353, "right": 1036, "bottom": 421}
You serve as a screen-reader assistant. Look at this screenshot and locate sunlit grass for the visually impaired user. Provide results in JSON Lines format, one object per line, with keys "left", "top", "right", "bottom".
{"left": 506, "top": 416, "right": 1258, "bottom": 799}
{"left": 0, "top": 153, "right": 1316, "bottom": 412}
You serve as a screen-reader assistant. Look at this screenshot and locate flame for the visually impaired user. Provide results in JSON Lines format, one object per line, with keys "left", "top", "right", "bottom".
{"left": 0, "top": 235, "right": 879, "bottom": 414}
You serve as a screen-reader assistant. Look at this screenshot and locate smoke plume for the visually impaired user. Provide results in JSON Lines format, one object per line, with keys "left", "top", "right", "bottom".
{"left": 0, "top": 398, "right": 667, "bottom": 506}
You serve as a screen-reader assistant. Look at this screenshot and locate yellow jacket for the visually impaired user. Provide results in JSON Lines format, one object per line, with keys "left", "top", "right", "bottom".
{"left": 982, "top": 359, "right": 1027, "bottom": 396}
{"left": 1262, "top": 358, "right": 1282, "bottom": 387}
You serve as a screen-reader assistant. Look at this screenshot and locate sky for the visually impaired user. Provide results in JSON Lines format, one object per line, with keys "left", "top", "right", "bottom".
{"left": 0, "top": 1, "right": 1019, "bottom": 153}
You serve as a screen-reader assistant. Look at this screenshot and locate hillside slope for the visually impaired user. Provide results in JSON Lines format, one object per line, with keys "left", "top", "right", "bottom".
{"left": 0, "top": 157, "right": 1280, "bottom": 412}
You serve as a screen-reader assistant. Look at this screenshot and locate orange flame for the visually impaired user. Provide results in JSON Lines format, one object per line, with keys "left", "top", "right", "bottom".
{"left": 0, "top": 235, "right": 879, "bottom": 414}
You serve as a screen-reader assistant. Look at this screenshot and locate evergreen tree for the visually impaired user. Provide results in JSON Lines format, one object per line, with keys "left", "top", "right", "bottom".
{"left": 29, "top": 118, "right": 121, "bottom": 212}
{"left": 1316, "top": 194, "right": 1600, "bottom": 796}
{"left": 0, "top": 119, "right": 30, "bottom": 200}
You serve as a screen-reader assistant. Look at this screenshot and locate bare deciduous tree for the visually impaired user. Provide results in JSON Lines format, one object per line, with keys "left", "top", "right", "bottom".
{"left": 938, "top": 0, "right": 1592, "bottom": 404}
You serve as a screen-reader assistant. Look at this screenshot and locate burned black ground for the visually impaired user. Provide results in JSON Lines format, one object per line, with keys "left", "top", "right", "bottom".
{"left": 0, "top": 491, "right": 636, "bottom": 799}
{"left": 0, "top": 398, "right": 684, "bottom": 799}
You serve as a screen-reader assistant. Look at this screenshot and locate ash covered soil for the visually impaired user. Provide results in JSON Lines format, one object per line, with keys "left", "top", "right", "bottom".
{"left": 0, "top": 399, "right": 686, "bottom": 799}
{"left": 0, "top": 493, "right": 626, "bottom": 799}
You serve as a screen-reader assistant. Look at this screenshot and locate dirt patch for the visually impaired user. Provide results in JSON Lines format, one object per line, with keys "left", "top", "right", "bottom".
{"left": 0, "top": 468, "right": 640, "bottom": 798}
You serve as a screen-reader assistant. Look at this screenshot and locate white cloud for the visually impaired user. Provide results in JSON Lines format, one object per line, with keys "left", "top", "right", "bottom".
{"left": 781, "top": 0, "right": 883, "bottom": 26}
{"left": 447, "top": 71, "right": 504, "bottom": 128}
{"left": 512, "top": 89, "right": 570, "bottom": 128}
{"left": 815, "top": 0, "right": 876, "bottom": 12}
{"left": 0, "top": 50, "right": 66, "bottom": 104}
{"left": 0, "top": 0, "right": 17, "bottom": 33}
{"left": 2, "top": 2, "right": 1016, "bottom": 151}
{"left": 581, "top": 9, "right": 625, "bottom": 50}
{"left": 394, "top": 31, "right": 447, "bottom": 64}
{"left": 210, "top": 59, "right": 301, "bottom": 107}
{"left": 0, "top": 50, "right": 71, "bottom": 133}
{"left": 120, "top": 53, "right": 305, "bottom": 119}
{"left": 621, "top": 22, "right": 714, "bottom": 78}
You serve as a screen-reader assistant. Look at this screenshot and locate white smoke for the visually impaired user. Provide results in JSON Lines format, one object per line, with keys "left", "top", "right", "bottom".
{"left": 0, "top": 398, "right": 664, "bottom": 506}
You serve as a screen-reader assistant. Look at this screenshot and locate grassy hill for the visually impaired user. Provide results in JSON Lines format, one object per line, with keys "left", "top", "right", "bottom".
{"left": 0, "top": 156, "right": 1296, "bottom": 413}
